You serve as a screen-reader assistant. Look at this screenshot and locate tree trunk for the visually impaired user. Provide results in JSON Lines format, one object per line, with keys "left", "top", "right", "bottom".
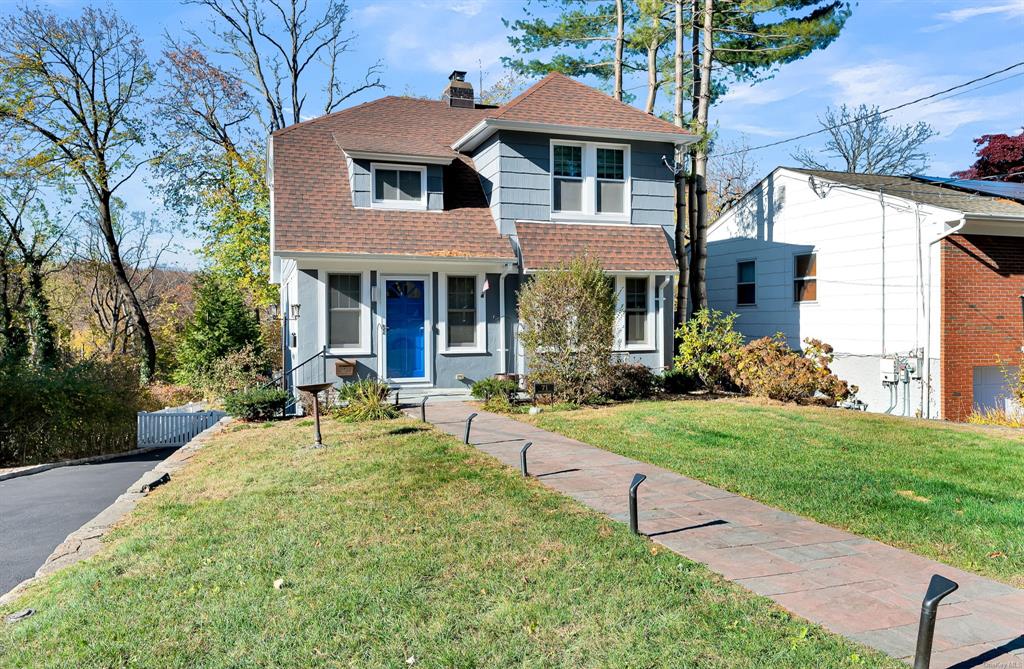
{"left": 672, "top": 0, "right": 688, "bottom": 329}
{"left": 614, "top": 0, "right": 624, "bottom": 101}
{"left": 97, "top": 193, "right": 157, "bottom": 379}
{"left": 687, "top": 0, "right": 702, "bottom": 311}
{"left": 24, "top": 258, "right": 56, "bottom": 366}
{"left": 644, "top": 12, "right": 659, "bottom": 114}
{"left": 688, "top": 0, "right": 712, "bottom": 312}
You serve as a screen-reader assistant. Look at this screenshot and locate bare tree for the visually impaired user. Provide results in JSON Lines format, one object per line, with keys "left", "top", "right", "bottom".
{"left": 708, "top": 137, "right": 760, "bottom": 219}
{"left": 0, "top": 7, "right": 159, "bottom": 378}
{"left": 186, "top": 0, "right": 384, "bottom": 132}
{"left": 792, "top": 104, "right": 937, "bottom": 175}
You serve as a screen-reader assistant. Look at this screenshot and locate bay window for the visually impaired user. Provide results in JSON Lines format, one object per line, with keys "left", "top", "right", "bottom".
{"left": 551, "top": 141, "right": 630, "bottom": 220}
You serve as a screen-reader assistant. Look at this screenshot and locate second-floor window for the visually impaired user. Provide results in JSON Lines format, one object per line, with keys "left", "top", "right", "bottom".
{"left": 551, "top": 141, "right": 630, "bottom": 220}
{"left": 371, "top": 163, "right": 426, "bottom": 209}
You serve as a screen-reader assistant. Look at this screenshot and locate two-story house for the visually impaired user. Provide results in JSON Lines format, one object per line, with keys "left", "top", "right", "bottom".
{"left": 269, "top": 71, "right": 693, "bottom": 393}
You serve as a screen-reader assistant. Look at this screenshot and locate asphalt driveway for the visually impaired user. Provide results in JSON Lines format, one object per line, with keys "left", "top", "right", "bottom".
{"left": 0, "top": 448, "right": 176, "bottom": 595}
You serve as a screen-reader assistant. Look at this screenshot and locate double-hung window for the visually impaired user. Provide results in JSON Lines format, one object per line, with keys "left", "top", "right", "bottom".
{"left": 625, "top": 277, "right": 649, "bottom": 346}
{"left": 371, "top": 163, "right": 425, "bottom": 209}
{"left": 328, "top": 273, "right": 362, "bottom": 348}
{"left": 737, "top": 261, "right": 756, "bottom": 306}
{"left": 551, "top": 141, "right": 630, "bottom": 220}
{"left": 596, "top": 148, "right": 625, "bottom": 213}
{"left": 446, "top": 276, "right": 477, "bottom": 349}
{"left": 794, "top": 253, "right": 817, "bottom": 302}
{"left": 552, "top": 144, "right": 583, "bottom": 213}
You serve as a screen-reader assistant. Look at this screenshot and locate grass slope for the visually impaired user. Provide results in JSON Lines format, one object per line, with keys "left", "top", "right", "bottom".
{"left": 527, "top": 398, "right": 1024, "bottom": 586}
{"left": 0, "top": 417, "right": 896, "bottom": 668}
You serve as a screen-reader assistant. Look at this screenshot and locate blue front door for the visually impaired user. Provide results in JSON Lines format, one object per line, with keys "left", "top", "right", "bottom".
{"left": 385, "top": 279, "right": 426, "bottom": 379}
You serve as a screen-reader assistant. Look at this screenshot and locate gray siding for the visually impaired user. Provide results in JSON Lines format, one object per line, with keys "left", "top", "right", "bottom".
{"left": 350, "top": 159, "right": 443, "bottom": 211}
{"left": 630, "top": 141, "right": 676, "bottom": 226}
{"left": 473, "top": 134, "right": 502, "bottom": 230}
{"left": 473, "top": 131, "right": 677, "bottom": 232}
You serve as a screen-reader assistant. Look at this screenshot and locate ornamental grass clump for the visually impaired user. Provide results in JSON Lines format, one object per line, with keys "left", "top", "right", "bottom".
{"left": 517, "top": 257, "right": 616, "bottom": 404}
{"left": 723, "top": 335, "right": 856, "bottom": 404}
{"left": 336, "top": 379, "right": 400, "bottom": 422}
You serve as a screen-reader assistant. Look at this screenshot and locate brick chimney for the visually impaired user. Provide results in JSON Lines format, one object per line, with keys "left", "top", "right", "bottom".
{"left": 443, "top": 70, "right": 474, "bottom": 108}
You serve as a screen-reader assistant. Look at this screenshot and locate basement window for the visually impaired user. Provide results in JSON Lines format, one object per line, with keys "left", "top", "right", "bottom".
{"left": 794, "top": 253, "right": 817, "bottom": 302}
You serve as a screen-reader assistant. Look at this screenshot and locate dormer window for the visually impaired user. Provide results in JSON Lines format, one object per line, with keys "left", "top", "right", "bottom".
{"left": 550, "top": 141, "right": 630, "bottom": 222}
{"left": 371, "top": 163, "right": 426, "bottom": 210}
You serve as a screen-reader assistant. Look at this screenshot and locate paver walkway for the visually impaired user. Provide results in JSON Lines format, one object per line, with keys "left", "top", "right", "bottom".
{"left": 420, "top": 402, "right": 1023, "bottom": 669}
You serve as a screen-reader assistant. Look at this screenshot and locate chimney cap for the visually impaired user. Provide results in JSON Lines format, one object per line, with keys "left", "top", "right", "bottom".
{"left": 449, "top": 70, "right": 468, "bottom": 82}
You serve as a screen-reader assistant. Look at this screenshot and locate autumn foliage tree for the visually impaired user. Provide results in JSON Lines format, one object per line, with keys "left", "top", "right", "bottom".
{"left": 954, "top": 130, "right": 1024, "bottom": 182}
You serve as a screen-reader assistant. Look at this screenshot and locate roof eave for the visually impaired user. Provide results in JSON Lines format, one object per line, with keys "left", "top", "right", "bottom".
{"left": 342, "top": 149, "right": 454, "bottom": 165}
{"left": 452, "top": 118, "right": 696, "bottom": 152}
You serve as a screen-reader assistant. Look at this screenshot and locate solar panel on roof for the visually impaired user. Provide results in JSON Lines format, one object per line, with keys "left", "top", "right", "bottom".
{"left": 914, "top": 175, "right": 1024, "bottom": 203}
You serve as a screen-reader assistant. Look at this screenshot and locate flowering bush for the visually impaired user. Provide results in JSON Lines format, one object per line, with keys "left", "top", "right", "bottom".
{"left": 723, "top": 335, "right": 856, "bottom": 403}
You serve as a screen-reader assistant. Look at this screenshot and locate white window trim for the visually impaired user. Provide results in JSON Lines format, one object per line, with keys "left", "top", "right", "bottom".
{"left": 438, "top": 272, "right": 487, "bottom": 354}
{"left": 550, "top": 140, "right": 630, "bottom": 223}
{"left": 793, "top": 251, "right": 818, "bottom": 305}
{"left": 318, "top": 269, "right": 372, "bottom": 355}
{"left": 370, "top": 162, "right": 427, "bottom": 211}
{"left": 615, "top": 274, "right": 656, "bottom": 352}
{"left": 736, "top": 258, "right": 756, "bottom": 307}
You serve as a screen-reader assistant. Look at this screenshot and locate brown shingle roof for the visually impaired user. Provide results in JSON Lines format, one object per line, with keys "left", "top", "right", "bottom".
{"left": 516, "top": 223, "right": 677, "bottom": 271}
{"left": 272, "top": 99, "right": 513, "bottom": 259}
{"left": 787, "top": 168, "right": 1024, "bottom": 218}
{"left": 491, "top": 72, "right": 691, "bottom": 136}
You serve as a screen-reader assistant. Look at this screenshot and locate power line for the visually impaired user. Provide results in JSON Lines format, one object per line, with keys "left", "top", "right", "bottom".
{"left": 711, "top": 61, "right": 1024, "bottom": 157}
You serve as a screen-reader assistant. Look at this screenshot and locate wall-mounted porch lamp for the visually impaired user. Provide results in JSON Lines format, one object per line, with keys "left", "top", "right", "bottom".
{"left": 268, "top": 303, "right": 301, "bottom": 321}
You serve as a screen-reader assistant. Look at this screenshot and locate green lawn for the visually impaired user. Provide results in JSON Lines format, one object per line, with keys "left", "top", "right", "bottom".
{"left": 525, "top": 398, "right": 1024, "bottom": 586}
{"left": 0, "top": 417, "right": 896, "bottom": 668}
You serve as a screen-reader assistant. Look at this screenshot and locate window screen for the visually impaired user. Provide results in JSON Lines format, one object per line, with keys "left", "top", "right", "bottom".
{"left": 625, "top": 277, "right": 648, "bottom": 345}
{"left": 374, "top": 168, "right": 422, "bottom": 202}
{"left": 328, "top": 273, "right": 361, "bottom": 347}
{"left": 737, "top": 261, "right": 756, "bottom": 305}
{"left": 553, "top": 145, "right": 583, "bottom": 212}
{"left": 446, "top": 276, "right": 477, "bottom": 347}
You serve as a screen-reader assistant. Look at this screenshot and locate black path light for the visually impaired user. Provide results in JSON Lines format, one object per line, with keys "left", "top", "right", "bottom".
{"left": 629, "top": 473, "right": 647, "bottom": 535}
{"left": 519, "top": 441, "right": 533, "bottom": 476}
{"left": 463, "top": 412, "right": 478, "bottom": 444}
{"left": 913, "top": 574, "right": 959, "bottom": 669}
{"left": 296, "top": 382, "right": 333, "bottom": 448}
{"left": 420, "top": 395, "right": 429, "bottom": 422}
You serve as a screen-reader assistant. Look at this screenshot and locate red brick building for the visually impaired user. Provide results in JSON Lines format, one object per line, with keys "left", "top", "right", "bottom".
{"left": 941, "top": 233, "right": 1024, "bottom": 421}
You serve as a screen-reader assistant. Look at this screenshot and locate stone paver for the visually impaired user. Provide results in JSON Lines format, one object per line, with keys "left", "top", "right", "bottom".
{"left": 420, "top": 402, "right": 1024, "bottom": 669}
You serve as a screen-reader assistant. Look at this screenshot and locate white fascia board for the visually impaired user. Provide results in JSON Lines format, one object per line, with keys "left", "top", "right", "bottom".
{"left": 342, "top": 149, "right": 453, "bottom": 165}
{"left": 280, "top": 251, "right": 518, "bottom": 268}
{"left": 452, "top": 118, "right": 696, "bottom": 152}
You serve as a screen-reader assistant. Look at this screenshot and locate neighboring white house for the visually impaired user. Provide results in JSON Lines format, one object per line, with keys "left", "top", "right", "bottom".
{"left": 705, "top": 167, "right": 1024, "bottom": 421}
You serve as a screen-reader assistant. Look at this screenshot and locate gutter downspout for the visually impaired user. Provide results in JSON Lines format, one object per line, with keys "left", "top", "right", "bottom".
{"left": 923, "top": 215, "right": 967, "bottom": 419}
{"left": 498, "top": 270, "right": 509, "bottom": 374}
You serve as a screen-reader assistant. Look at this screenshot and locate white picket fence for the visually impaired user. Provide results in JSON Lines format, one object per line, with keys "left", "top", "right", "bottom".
{"left": 137, "top": 408, "right": 225, "bottom": 448}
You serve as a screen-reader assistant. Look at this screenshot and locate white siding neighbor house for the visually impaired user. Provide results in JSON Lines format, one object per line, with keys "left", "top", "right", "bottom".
{"left": 705, "top": 167, "right": 1024, "bottom": 421}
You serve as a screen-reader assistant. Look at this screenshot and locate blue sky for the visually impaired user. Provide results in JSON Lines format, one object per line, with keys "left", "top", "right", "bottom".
{"left": 17, "top": 0, "right": 1024, "bottom": 266}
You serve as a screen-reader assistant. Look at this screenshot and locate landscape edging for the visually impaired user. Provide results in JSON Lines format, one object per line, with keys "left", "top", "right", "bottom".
{"left": 0, "top": 416, "right": 233, "bottom": 607}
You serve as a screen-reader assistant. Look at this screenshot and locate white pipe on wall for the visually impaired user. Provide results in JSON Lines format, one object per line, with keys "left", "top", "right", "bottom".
{"left": 923, "top": 215, "right": 967, "bottom": 419}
